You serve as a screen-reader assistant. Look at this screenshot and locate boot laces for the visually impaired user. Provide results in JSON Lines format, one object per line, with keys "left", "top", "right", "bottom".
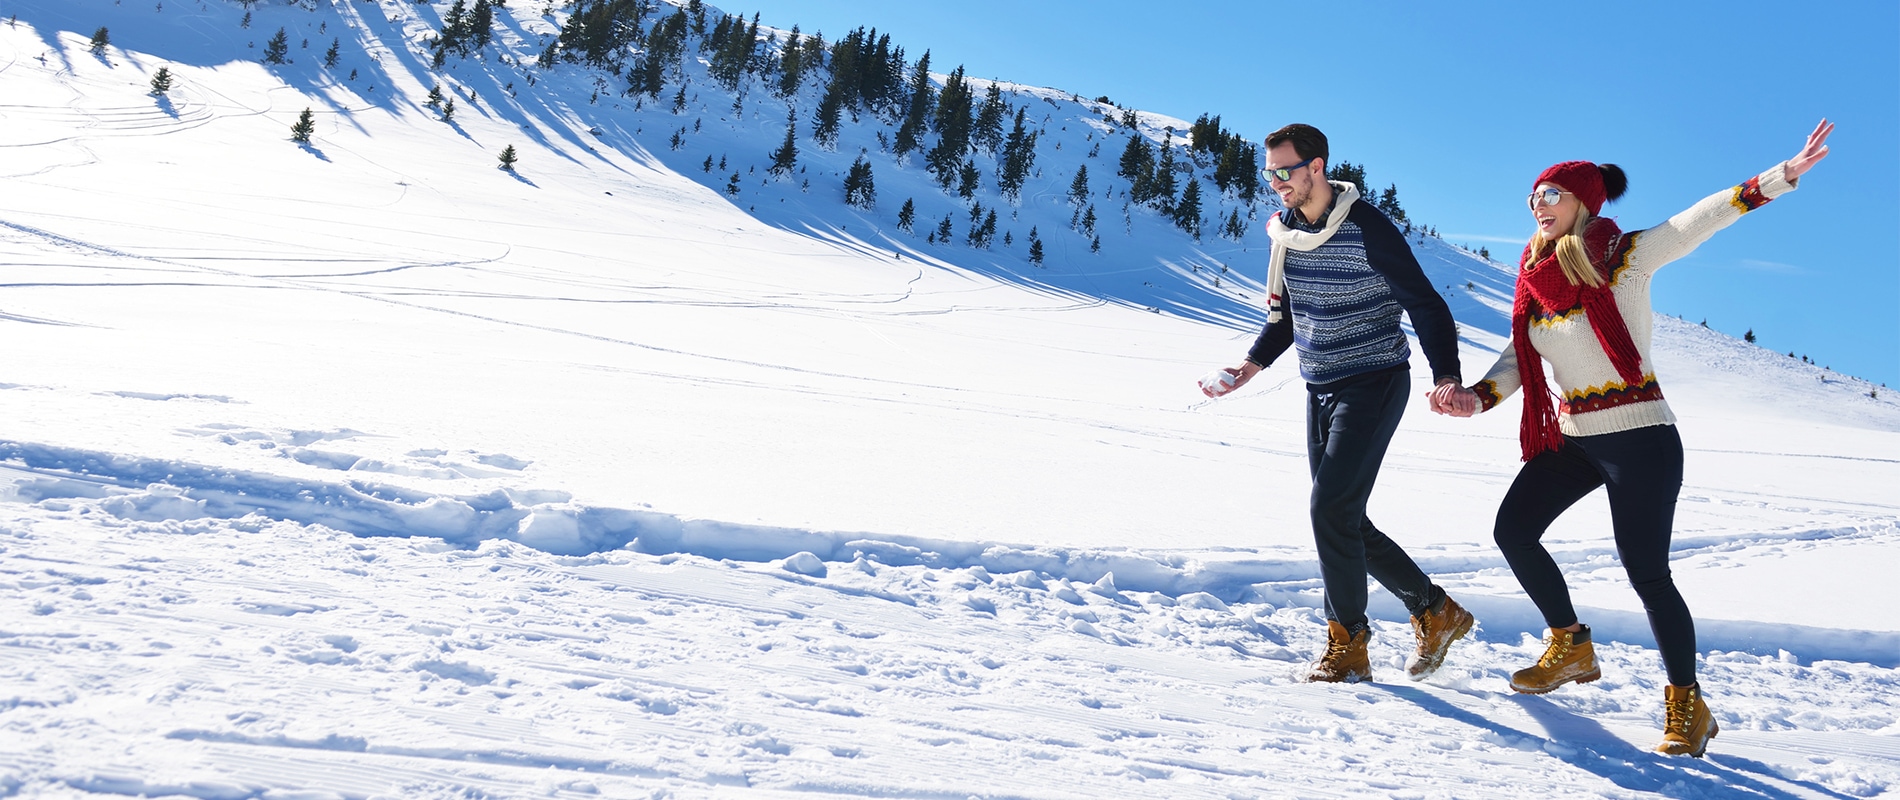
{"left": 1537, "top": 632, "right": 1572, "bottom": 669}
{"left": 1665, "top": 695, "right": 1698, "bottom": 735}
{"left": 1323, "top": 634, "right": 1353, "bottom": 663}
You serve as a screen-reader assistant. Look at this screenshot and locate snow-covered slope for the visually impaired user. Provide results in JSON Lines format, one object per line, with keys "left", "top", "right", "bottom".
{"left": 3, "top": 2, "right": 1898, "bottom": 797}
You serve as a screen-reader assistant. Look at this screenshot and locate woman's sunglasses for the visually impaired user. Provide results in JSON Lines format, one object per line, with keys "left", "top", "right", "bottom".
{"left": 1526, "top": 188, "right": 1572, "bottom": 209}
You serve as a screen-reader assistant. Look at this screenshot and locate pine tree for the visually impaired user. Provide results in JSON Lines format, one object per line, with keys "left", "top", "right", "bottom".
{"left": 1174, "top": 179, "right": 1203, "bottom": 238}
{"left": 726, "top": 172, "right": 742, "bottom": 196}
{"left": 1150, "top": 133, "right": 1178, "bottom": 213}
{"left": 1068, "top": 165, "right": 1091, "bottom": 208}
{"left": 672, "top": 85, "right": 687, "bottom": 114}
{"left": 438, "top": 0, "right": 469, "bottom": 62}
{"left": 962, "top": 203, "right": 989, "bottom": 248}
{"left": 149, "top": 67, "right": 174, "bottom": 96}
{"left": 426, "top": 84, "right": 445, "bottom": 109}
{"left": 289, "top": 108, "right": 315, "bottom": 143}
{"left": 769, "top": 107, "right": 798, "bottom": 177}
{"left": 498, "top": 144, "right": 518, "bottom": 171}
{"left": 892, "top": 51, "right": 931, "bottom": 158}
{"left": 843, "top": 157, "right": 876, "bottom": 209}
{"left": 1327, "top": 161, "right": 1368, "bottom": 196}
{"left": 997, "top": 107, "right": 1038, "bottom": 202}
{"left": 812, "top": 84, "right": 844, "bottom": 150}
{"left": 1222, "top": 208, "right": 1246, "bottom": 242}
{"left": 441, "top": 97, "right": 455, "bottom": 122}
{"left": 1213, "top": 133, "right": 1241, "bottom": 194}
{"left": 924, "top": 66, "right": 974, "bottom": 184}
{"left": 776, "top": 26, "right": 805, "bottom": 97}
{"left": 1235, "top": 138, "right": 1262, "bottom": 203}
{"left": 1745, "top": 328, "right": 1757, "bottom": 344}
{"left": 264, "top": 27, "right": 289, "bottom": 64}
{"left": 936, "top": 213, "right": 954, "bottom": 243}
{"left": 89, "top": 27, "right": 110, "bottom": 55}
{"left": 470, "top": 0, "right": 495, "bottom": 49}
{"left": 897, "top": 198, "right": 916, "bottom": 233}
{"left": 974, "top": 82, "right": 1006, "bottom": 154}
{"left": 628, "top": 48, "right": 667, "bottom": 99}
{"left": 1119, "top": 134, "right": 1155, "bottom": 203}
{"left": 323, "top": 38, "right": 340, "bottom": 68}
{"left": 1081, "top": 204, "right": 1097, "bottom": 237}
{"left": 956, "top": 159, "right": 979, "bottom": 200}
{"left": 687, "top": 0, "right": 707, "bottom": 34}
{"left": 1377, "top": 183, "right": 1407, "bottom": 224}
{"left": 1028, "top": 227, "right": 1044, "bottom": 265}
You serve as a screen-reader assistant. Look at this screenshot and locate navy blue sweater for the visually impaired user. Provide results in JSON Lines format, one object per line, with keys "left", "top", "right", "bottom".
{"left": 1247, "top": 198, "right": 1462, "bottom": 386}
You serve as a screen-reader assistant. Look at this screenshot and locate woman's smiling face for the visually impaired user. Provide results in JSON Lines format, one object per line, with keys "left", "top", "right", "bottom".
{"left": 1530, "top": 182, "right": 1582, "bottom": 237}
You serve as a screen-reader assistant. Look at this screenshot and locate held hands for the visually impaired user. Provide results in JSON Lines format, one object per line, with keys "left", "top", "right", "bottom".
{"left": 1786, "top": 119, "right": 1833, "bottom": 183}
{"left": 1427, "top": 380, "right": 1480, "bottom": 417}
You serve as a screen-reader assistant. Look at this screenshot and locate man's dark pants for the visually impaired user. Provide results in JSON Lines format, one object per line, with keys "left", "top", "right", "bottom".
{"left": 1306, "top": 367, "right": 1440, "bottom": 633}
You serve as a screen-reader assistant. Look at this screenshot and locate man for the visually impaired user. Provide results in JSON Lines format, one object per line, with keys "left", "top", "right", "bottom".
{"left": 1202, "top": 123, "right": 1474, "bottom": 683}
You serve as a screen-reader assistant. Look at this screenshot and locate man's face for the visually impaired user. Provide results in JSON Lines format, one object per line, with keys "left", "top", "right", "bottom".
{"left": 1265, "top": 142, "right": 1323, "bottom": 212}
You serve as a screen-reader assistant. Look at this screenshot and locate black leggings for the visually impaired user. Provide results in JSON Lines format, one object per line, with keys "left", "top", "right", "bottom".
{"left": 1493, "top": 424, "right": 1696, "bottom": 686}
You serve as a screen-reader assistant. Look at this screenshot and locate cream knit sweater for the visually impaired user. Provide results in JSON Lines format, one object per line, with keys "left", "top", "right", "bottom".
{"left": 1473, "top": 162, "right": 1797, "bottom": 436}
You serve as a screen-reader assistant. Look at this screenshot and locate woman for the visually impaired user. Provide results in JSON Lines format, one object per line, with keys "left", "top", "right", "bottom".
{"left": 1430, "top": 120, "right": 1833, "bottom": 758}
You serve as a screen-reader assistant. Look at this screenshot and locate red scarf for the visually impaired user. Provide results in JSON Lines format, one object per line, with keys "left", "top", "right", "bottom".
{"left": 1511, "top": 217, "right": 1644, "bottom": 461}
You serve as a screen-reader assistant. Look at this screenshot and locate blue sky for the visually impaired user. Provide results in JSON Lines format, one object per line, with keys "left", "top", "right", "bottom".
{"left": 742, "top": 0, "right": 1900, "bottom": 387}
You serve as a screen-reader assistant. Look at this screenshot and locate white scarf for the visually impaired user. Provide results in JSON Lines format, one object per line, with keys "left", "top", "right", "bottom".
{"left": 1264, "top": 181, "right": 1360, "bottom": 324}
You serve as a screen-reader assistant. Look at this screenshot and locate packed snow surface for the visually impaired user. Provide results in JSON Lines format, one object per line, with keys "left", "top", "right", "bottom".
{"left": 2, "top": 2, "right": 1898, "bottom": 797}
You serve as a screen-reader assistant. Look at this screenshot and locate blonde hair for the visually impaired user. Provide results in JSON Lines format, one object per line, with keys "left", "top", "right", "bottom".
{"left": 1527, "top": 212, "right": 1605, "bottom": 288}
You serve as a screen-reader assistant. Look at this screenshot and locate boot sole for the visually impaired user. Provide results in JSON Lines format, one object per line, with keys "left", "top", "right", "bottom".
{"left": 1406, "top": 612, "right": 1476, "bottom": 681}
{"left": 1304, "top": 670, "right": 1375, "bottom": 684}
{"left": 1508, "top": 667, "right": 1601, "bottom": 695}
{"left": 1658, "top": 720, "right": 1719, "bottom": 758}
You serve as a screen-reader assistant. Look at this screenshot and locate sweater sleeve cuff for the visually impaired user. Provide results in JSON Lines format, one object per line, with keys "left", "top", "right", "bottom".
{"left": 1761, "top": 161, "right": 1798, "bottom": 198}
{"left": 1473, "top": 380, "right": 1503, "bottom": 412}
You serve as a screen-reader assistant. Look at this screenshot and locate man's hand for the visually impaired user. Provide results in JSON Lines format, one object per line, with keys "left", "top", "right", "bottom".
{"left": 1201, "top": 361, "right": 1262, "bottom": 398}
{"left": 1428, "top": 380, "right": 1479, "bottom": 417}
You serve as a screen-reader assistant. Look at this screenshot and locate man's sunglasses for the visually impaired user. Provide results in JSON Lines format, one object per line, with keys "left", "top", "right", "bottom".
{"left": 1262, "top": 157, "right": 1316, "bottom": 183}
{"left": 1526, "top": 188, "right": 1573, "bottom": 209}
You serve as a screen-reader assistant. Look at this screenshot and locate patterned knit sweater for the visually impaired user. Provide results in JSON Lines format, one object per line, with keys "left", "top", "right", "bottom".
{"left": 1471, "top": 162, "right": 1797, "bottom": 436}
{"left": 1248, "top": 197, "right": 1462, "bottom": 386}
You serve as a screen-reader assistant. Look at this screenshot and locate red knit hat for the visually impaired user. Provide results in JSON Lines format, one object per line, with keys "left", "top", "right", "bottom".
{"left": 1535, "top": 161, "right": 1607, "bottom": 216}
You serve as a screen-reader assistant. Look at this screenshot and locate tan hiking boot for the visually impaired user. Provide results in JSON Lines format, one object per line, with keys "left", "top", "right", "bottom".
{"left": 1657, "top": 683, "right": 1718, "bottom": 757}
{"left": 1509, "top": 627, "right": 1602, "bottom": 694}
{"left": 1406, "top": 594, "right": 1475, "bottom": 680}
{"left": 1305, "top": 620, "right": 1372, "bottom": 683}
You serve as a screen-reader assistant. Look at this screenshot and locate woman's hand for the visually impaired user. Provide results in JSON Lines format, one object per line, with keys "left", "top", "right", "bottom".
{"left": 1786, "top": 119, "right": 1833, "bottom": 184}
{"left": 1428, "top": 383, "right": 1480, "bottom": 417}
